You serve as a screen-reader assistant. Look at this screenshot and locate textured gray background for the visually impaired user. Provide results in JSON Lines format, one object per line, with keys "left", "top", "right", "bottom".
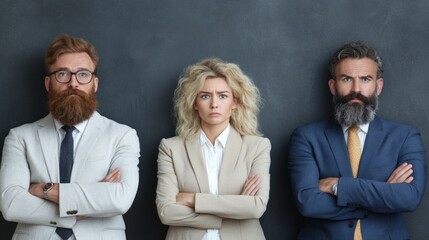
{"left": 1, "top": 1, "right": 429, "bottom": 239}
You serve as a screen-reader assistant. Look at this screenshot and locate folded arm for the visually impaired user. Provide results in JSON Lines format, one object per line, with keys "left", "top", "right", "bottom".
{"left": 192, "top": 139, "right": 271, "bottom": 220}
{"left": 314, "top": 126, "right": 426, "bottom": 215}
{"left": 29, "top": 167, "right": 122, "bottom": 220}
{"left": 0, "top": 128, "right": 140, "bottom": 225}
{"left": 58, "top": 129, "right": 140, "bottom": 218}
{"left": 177, "top": 174, "right": 265, "bottom": 220}
{"left": 156, "top": 138, "right": 222, "bottom": 229}
{"left": 318, "top": 163, "right": 414, "bottom": 194}
{"left": 337, "top": 128, "right": 425, "bottom": 213}
{"left": 288, "top": 128, "right": 367, "bottom": 220}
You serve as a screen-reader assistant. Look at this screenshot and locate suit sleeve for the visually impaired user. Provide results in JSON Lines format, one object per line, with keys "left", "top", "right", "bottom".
{"left": 337, "top": 127, "right": 426, "bottom": 213}
{"left": 59, "top": 128, "right": 140, "bottom": 218}
{"left": 194, "top": 138, "right": 271, "bottom": 220}
{"left": 0, "top": 129, "right": 76, "bottom": 228}
{"left": 288, "top": 128, "right": 367, "bottom": 220}
{"left": 156, "top": 138, "right": 223, "bottom": 229}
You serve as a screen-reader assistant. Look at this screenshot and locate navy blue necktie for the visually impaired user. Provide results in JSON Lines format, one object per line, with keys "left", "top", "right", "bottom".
{"left": 56, "top": 125, "right": 74, "bottom": 239}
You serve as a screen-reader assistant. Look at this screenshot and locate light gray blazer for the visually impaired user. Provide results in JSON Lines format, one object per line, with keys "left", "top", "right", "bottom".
{"left": 156, "top": 128, "right": 271, "bottom": 240}
{"left": 0, "top": 112, "right": 140, "bottom": 240}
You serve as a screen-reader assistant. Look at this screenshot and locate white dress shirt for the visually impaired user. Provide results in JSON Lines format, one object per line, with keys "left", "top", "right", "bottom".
{"left": 54, "top": 119, "right": 88, "bottom": 153}
{"left": 51, "top": 119, "right": 88, "bottom": 240}
{"left": 199, "top": 124, "right": 230, "bottom": 240}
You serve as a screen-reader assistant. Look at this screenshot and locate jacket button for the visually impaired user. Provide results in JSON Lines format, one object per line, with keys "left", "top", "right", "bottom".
{"left": 348, "top": 221, "right": 354, "bottom": 228}
{"left": 67, "top": 210, "right": 78, "bottom": 215}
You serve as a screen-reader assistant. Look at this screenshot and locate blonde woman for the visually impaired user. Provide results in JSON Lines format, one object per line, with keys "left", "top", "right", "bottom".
{"left": 156, "top": 58, "right": 271, "bottom": 240}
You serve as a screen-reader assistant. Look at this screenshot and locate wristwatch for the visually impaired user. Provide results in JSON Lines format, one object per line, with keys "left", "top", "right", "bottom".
{"left": 43, "top": 183, "right": 54, "bottom": 200}
{"left": 332, "top": 183, "right": 338, "bottom": 196}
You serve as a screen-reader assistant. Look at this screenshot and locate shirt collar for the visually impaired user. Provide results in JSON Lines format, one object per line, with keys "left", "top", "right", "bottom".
{"left": 53, "top": 118, "right": 88, "bottom": 133}
{"left": 341, "top": 122, "right": 369, "bottom": 134}
{"left": 200, "top": 124, "right": 230, "bottom": 148}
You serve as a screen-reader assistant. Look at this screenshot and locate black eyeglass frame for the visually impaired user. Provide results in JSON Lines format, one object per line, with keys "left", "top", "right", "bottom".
{"left": 47, "top": 70, "right": 97, "bottom": 85}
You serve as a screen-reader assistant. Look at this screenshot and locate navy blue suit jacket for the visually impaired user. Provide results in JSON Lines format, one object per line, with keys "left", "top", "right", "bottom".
{"left": 288, "top": 116, "right": 426, "bottom": 240}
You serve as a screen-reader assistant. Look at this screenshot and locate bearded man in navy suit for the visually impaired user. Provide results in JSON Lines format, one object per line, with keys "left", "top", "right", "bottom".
{"left": 288, "top": 42, "right": 426, "bottom": 240}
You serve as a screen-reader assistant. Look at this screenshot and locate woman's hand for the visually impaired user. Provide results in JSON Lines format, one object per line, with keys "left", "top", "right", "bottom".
{"left": 176, "top": 193, "right": 196, "bottom": 208}
{"left": 241, "top": 175, "right": 260, "bottom": 196}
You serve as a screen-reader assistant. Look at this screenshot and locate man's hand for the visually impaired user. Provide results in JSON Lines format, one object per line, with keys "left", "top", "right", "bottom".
{"left": 387, "top": 162, "right": 413, "bottom": 183}
{"left": 28, "top": 183, "right": 45, "bottom": 199}
{"left": 29, "top": 183, "right": 60, "bottom": 204}
{"left": 319, "top": 177, "right": 339, "bottom": 194}
{"left": 241, "top": 175, "right": 261, "bottom": 196}
{"left": 176, "top": 193, "right": 195, "bottom": 208}
{"left": 101, "top": 167, "right": 121, "bottom": 182}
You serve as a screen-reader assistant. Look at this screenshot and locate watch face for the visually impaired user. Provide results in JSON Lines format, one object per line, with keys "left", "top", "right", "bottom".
{"left": 44, "top": 183, "right": 53, "bottom": 191}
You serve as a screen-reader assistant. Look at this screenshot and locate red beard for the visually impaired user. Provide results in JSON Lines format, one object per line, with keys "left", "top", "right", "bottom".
{"left": 48, "top": 87, "right": 97, "bottom": 126}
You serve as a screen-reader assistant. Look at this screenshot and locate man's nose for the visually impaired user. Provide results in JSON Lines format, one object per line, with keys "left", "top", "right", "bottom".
{"left": 351, "top": 79, "right": 361, "bottom": 92}
{"left": 68, "top": 74, "right": 79, "bottom": 88}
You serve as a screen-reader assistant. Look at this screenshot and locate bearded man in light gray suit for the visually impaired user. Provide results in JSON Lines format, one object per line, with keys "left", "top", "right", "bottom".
{"left": 0, "top": 35, "right": 140, "bottom": 240}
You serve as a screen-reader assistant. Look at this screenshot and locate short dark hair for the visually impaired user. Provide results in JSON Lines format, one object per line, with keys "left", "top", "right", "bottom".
{"left": 329, "top": 41, "right": 383, "bottom": 79}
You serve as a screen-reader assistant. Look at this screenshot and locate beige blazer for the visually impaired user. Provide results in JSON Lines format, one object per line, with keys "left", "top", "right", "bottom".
{"left": 0, "top": 112, "right": 140, "bottom": 240}
{"left": 156, "top": 128, "right": 271, "bottom": 240}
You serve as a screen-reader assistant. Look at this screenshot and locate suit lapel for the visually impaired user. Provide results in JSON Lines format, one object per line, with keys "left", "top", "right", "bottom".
{"left": 359, "top": 117, "right": 384, "bottom": 175}
{"left": 71, "top": 112, "right": 102, "bottom": 181}
{"left": 37, "top": 114, "right": 60, "bottom": 182}
{"left": 325, "top": 121, "right": 353, "bottom": 177}
{"left": 218, "top": 128, "right": 241, "bottom": 192}
{"left": 185, "top": 134, "right": 210, "bottom": 193}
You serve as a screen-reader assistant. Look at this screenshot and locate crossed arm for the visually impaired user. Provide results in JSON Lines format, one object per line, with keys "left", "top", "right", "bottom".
{"left": 156, "top": 137, "right": 271, "bottom": 228}
{"left": 176, "top": 175, "right": 261, "bottom": 207}
{"left": 318, "top": 162, "right": 414, "bottom": 194}
{"left": 28, "top": 168, "right": 121, "bottom": 220}
{"left": 0, "top": 127, "right": 140, "bottom": 226}
{"left": 288, "top": 126, "right": 426, "bottom": 220}
{"left": 7, "top": 167, "right": 124, "bottom": 224}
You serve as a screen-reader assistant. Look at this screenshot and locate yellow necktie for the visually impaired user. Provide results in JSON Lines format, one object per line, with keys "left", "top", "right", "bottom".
{"left": 347, "top": 125, "right": 362, "bottom": 240}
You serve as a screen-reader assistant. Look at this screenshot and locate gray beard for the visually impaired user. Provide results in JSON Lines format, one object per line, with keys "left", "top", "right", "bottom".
{"left": 333, "top": 92, "right": 378, "bottom": 126}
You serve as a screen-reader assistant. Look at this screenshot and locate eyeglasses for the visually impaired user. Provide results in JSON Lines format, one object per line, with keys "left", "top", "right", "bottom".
{"left": 48, "top": 70, "right": 96, "bottom": 84}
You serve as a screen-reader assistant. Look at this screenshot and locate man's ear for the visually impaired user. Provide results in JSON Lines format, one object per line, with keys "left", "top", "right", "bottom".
{"left": 376, "top": 78, "right": 384, "bottom": 96}
{"left": 93, "top": 77, "right": 99, "bottom": 93}
{"left": 44, "top": 76, "right": 50, "bottom": 92}
{"left": 328, "top": 79, "right": 336, "bottom": 95}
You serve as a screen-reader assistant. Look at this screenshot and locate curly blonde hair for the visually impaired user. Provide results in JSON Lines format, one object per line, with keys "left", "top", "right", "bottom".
{"left": 174, "top": 58, "right": 262, "bottom": 139}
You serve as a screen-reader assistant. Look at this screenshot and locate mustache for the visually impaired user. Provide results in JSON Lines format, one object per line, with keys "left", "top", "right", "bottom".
{"left": 336, "top": 92, "right": 370, "bottom": 105}
{"left": 58, "top": 88, "right": 86, "bottom": 97}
